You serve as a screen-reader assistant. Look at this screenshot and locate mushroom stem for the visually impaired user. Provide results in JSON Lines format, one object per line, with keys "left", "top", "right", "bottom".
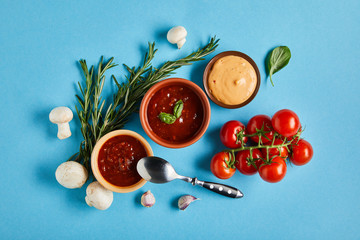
{"left": 177, "top": 38, "right": 186, "bottom": 49}
{"left": 85, "top": 196, "right": 93, "bottom": 207}
{"left": 57, "top": 122, "right": 71, "bottom": 139}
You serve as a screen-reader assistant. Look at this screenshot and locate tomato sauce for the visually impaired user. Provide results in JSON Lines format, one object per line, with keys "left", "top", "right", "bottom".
{"left": 147, "top": 85, "right": 204, "bottom": 142}
{"left": 98, "top": 135, "right": 147, "bottom": 187}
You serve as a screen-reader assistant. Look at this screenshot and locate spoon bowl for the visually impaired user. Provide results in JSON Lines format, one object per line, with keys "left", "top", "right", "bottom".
{"left": 137, "top": 156, "right": 179, "bottom": 183}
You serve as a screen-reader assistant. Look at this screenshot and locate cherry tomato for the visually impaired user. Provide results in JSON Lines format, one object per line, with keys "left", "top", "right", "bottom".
{"left": 210, "top": 152, "right": 236, "bottom": 179}
{"left": 271, "top": 109, "right": 301, "bottom": 137}
{"left": 261, "top": 138, "right": 289, "bottom": 159}
{"left": 290, "top": 139, "right": 313, "bottom": 166}
{"left": 288, "top": 126, "right": 302, "bottom": 144}
{"left": 246, "top": 115, "right": 274, "bottom": 143}
{"left": 259, "top": 157, "right": 287, "bottom": 183}
{"left": 235, "top": 149, "right": 264, "bottom": 175}
{"left": 220, "top": 120, "right": 248, "bottom": 149}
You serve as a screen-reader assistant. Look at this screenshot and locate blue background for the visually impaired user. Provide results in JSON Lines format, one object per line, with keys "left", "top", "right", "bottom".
{"left": 1, "top": 0, "right": 359, "bottom": 239}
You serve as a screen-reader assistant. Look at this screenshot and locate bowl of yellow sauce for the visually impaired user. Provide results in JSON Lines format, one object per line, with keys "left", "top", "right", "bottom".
{"left": 203, "top": 51, "right": 261, "bottom": 108}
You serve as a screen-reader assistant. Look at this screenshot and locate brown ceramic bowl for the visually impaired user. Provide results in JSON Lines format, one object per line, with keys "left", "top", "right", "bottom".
{"left": 140, "top": 78, "right": 211, "bottom": 148}
{"left": 91, "top": 130, "right": 153, "bottom": 193}
{"left": 203, "top": 51, "right": 261, "bottom": 109}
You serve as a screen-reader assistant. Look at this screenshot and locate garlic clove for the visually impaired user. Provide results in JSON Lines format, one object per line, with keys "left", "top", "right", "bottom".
{"left": 141, "top": 190, "right": 155, "bottom": 208}
{"left": 178, "top": 195, "right": 199, "bottom": 211}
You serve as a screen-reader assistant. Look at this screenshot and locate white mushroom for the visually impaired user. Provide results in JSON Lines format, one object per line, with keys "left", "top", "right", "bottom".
{"left": 85, "top": 181, "right": 113, "bottom": 210}
{"left": 49, "top": 106, "right": 73, "bottom": 139}
{"left": 55, "top": 161, "right": 88, "bottom": 189}
{"left": 167, "top": 26, "right": 187, "bottom": 49}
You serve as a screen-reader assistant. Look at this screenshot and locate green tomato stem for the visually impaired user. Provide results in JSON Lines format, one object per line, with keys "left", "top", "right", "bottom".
{"left": 226, "top": 126, "right": 299, "bottom": 166}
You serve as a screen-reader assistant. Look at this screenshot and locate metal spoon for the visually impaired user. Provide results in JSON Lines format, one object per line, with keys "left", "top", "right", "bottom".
{"left": 137, "top": 156, "right": 243, "bottom": 198}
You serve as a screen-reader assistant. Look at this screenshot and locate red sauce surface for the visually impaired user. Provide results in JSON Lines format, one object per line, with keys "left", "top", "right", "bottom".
{"left": 98, "top": 135, "right": 147, "bottom": 187}
{"left": 147, "top": 85, "right": 204, "bottom": 142}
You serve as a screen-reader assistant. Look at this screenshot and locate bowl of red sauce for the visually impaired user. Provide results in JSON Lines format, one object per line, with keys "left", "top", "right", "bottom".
{"left": 91, "top": 130, "right": 153, "bottom": 193}
{"left": 140, "top": 78, "right": 211, "bottom": 148}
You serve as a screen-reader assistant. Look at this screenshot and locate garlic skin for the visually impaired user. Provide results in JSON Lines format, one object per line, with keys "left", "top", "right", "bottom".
{"left": 167, "top": 26, "right": 187, "bottom": 49}
{"left": 85, "top": 181, "right": 113, "bottom": 210}
{"left": 55, "top": 161, "right": 88, "bottom": 189}
{"left": 178, "top": 195, "right": 199, "bottom": 210}
{"left": 141, "top": 190, "right": 155, "bottom": 208}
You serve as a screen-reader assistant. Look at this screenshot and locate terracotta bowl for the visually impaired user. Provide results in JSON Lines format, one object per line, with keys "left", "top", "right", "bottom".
{"left": 140, "top": 78, "right": 211, "bottom": 148}
{"left": 91, "top": 130, "right": 153, "bottom": 193}
{"left": 203, "top": 51, "right": 261, "bottom": 109}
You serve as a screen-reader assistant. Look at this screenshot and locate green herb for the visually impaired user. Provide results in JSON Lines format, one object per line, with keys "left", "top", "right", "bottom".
{"left": 158, "top": 99, "right": 184, "bottom": 124}
{"left": 267, "top": 46, "right": 291, "bottom": 86}
{"left": 69, "top": 37, "right": 219, "bottom": 173}
{"left": 173, "top": 100, "right": 184, "bottom": 118}
{"left": 74, "top": 57, "right": 118, "bottom": 170}
{"left": 158, "top": 112, "right": 177, "bottom": 124}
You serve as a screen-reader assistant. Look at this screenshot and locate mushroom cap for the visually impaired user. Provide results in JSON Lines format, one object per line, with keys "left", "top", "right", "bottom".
{"left": 167, "top": 26, "right": 187, "bottom": 44}
{"left": 49, "top": 106, "right": 73, "bottom": 124}
{"left": 85, "top": 181, "right": 113, "bottom": 210}
{"left": 55, "top": 161, "right": 88, "bottom": 189}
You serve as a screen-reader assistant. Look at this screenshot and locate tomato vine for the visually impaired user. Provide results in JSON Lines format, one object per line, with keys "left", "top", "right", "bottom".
{"left": 225, "top": 127, "right": 303, "bottom": 167}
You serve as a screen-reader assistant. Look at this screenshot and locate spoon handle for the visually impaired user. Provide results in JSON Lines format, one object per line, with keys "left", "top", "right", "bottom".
{"left": 192, "top": 178, "right": 243, "bottom": 198}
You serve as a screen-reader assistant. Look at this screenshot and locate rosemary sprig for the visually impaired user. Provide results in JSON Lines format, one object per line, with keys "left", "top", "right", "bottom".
{"left": 74, "top": 57, "right": 117, "bottom": 171}
{"left": 69, "top": 37, "right": 220, "bottom": 175}
{"left": 145, "top": 37, "right": 219, "bottom": 84}
{"left": 104, "top": 37, "right": 219, "bottom": 132}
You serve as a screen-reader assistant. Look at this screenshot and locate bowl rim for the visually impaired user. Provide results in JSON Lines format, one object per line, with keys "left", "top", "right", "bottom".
{"left": 203, "top": 51, "right": 261, "bottom": 109}
{"left": 91, "top": 129, "right": 153, "bottom": 193}
{"left": 139, "top": 78, "right": 211, "bottom": 148}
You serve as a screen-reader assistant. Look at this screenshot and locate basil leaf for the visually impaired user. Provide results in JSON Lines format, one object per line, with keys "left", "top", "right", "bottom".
{"left": 158, "top": 99, "right": 183, "bottom": 125}
{"left": 267, "top": 46, "right": 291, "bottom": 86}
{"left": 173, "top": 100, "right": 184, "bottom": 119}
{"left": 158, "top": 112, "right": 176, "bottom": 124}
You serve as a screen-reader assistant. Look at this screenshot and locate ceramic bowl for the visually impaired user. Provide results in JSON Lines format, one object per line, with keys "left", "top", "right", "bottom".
{"left": 139, "top": 78, "right": 211, "bottom": 148}
{"left": 203, "top": 51, "right": 261, "bottom": 109}
{"left": 91, "top": 130, "right": 153, "bottom": 193}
